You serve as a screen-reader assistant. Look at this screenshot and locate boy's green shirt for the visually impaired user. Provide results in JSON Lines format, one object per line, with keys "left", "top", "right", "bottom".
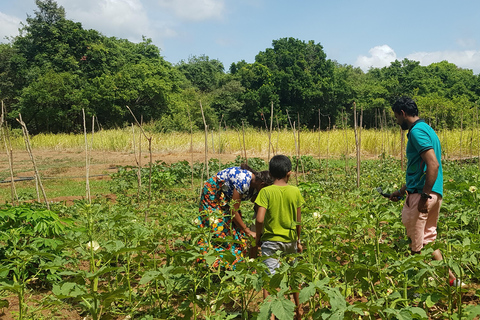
{"left": 255, "top": 184, "right": 305, "bottom": 243}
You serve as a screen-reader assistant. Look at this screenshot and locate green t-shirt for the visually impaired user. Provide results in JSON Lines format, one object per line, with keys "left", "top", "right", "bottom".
{"left": 406, "top": 120, "right": 443, "bottom": 197}
{"left": 255, "top": 185, "right": 305, "bottom": 243}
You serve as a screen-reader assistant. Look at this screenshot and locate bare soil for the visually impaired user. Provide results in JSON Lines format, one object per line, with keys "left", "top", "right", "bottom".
{"left": 0, "top": 149, "right": 243, "bottom": 204}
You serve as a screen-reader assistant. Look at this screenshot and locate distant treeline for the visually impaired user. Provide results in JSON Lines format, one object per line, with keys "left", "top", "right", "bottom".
{"left": 0, "top": 0, "right": 479, "bottom": 134}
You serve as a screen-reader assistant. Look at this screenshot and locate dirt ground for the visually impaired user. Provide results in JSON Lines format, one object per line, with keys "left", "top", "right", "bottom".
{"left": 0, "top": 149, "right": 245, "bottom": 204}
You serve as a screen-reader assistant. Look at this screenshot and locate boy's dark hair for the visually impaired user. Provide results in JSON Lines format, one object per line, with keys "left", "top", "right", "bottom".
{"left": 269, "top": 155, "right": 292, "bottom": 179}
{"left": 392, "top": 96, "right": 419, "bottom": 116}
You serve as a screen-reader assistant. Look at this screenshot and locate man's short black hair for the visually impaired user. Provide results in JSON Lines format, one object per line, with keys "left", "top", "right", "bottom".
{"left": 392, "top": 96, "right": 419, "bottom": 116}
{"left": 269, "top": 155, "right": 292, "bottom": 179}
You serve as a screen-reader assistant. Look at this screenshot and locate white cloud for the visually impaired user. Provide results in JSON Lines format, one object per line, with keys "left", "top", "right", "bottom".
{"left": 406, "top": 50, "right": 480, "bottom": 74}
{"left": 156, "top": 0, "right": 225, "bottom": 22}
{"left": 356, "top": 45, "right": 480, "bottom": 74}
{"left": 57, "top": 0, "right": 152, "bottom": 42}
{"left": 0, "top": 12, "right": 21, "bottom": 43}
{"left": 355, "top": 45, "right": 397, "bottom": 71}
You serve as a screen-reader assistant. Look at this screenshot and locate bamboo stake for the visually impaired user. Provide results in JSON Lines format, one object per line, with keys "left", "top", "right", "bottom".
{"left": 353, "top": 102, "right": 360, "bottom": 188}
{"left": 276, "top": 115, "right": 280, "bottom": 156}
{"left": 95, "top": 116, "right": 106, "bottom": 163}
{"left": 132, "top": 123, "right": 141, "bottom": 202}
{"left": 83, "top": 110, "right": 91, "bottom": 204}
{"left": 139, "top": 115, "right": 143, "bottom": 195}
{"left": 342, "top": 109, "right": 349, "bottom": 174}
{"left": 1, "top": 101, "right": 18, "bottom": 205}
{"left": 242, "top": 121, "right": 247, "bottom": 165}
{"left": 269, "top": 102, "right": 274, "bottom": 161}
{"left": 82, "top": 110, "right": 91, "bottom": 203}
{"left": 126, "top": 106, "right": 152, "bottom": 222}
{"left": 218, "top": 114, "right": 224, "bottom": 155}
{"left": 286, "top": 110, "right": 299, "bottom": 185}
{"left": 476, "top": 103, "right": 479, "bottom": 170}
{"left": 292, "top": 121, "right": 299, "bottom": 185}
{"left": 16, "top": 114, "right": 49, "bottom": 209}
{"left": 460, "top": 112, "right": 463, "bottom": 160}
{"left": 211, "top": 129, "right": 215, "bottom": 154}
{"left": 318, "top": 109, "right": 321, "bottom": 166}
{"left": 327, "top": 116, "right": 330, "bottom": 170}
{"left": 188, "top": 112, "right": 194, "bottom": 190}
{"left": 297, "top": 113, "right": 305, "bottom": 181}
{"left": 400, "top": 127, "right": 405, "bottom": 170}
{"left": 199, "top": 101, "right": 209, "bottom": 177}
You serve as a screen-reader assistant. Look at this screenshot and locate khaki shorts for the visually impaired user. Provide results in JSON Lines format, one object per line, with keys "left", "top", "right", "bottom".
{"left": 401, "top": 192, "right": 442, "bottom": 252}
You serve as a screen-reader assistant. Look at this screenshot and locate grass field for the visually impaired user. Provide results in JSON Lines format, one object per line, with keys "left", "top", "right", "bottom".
{"left": 4, "top": 127, "right": 480, "bottom": 158}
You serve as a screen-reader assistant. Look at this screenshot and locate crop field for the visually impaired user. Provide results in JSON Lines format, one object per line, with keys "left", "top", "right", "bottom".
{"left": 0, "top": 128, "right": 480, "bottom": 320}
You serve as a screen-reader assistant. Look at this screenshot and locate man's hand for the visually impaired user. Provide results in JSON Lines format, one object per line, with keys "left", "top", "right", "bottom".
{"left": 418, "top": 197, "right": 429, "bottom": 213}
{"left": 389, "top": 190, "right": 403, "bottom": 202}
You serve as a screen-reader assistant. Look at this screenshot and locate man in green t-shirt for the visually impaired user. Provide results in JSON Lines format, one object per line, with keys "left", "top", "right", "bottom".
{"left": 389, "top": 97, "right": 462, "bottom": 287}
{"left": 255, "top": 155, "right": 304, "bottom": 320}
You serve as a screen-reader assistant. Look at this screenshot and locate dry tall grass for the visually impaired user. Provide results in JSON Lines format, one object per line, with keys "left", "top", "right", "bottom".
{"left": 3, "top": 127, "right": 479, "bottom": 160}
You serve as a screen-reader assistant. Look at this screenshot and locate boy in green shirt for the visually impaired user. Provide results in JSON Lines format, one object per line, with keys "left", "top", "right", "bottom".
{"left": 255, "top": 155, "right": 304, "bottom": 320}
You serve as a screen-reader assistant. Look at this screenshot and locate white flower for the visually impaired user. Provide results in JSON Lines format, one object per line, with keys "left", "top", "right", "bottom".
{"left": 393, "top": 184, "right": 398, "bottom": 189}
{"left": 312, "top": 212, "right": 320, "bottom": 219}
{"left": 469, "top": 186, "right": 477, "bottom": 193}
{"left": 86, "top": 241, "right": 100, "bottom": 251}
{"left": 192, "top": 218, "right": 200, "bottom": 225}
{"left": 248, "top": 258, "right": 255, "bottom": 263}
{"left": 209, "top": 216, "right": 219, "bottom": 225}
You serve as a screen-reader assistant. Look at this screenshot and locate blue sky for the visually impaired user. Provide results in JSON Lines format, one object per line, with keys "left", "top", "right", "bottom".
{"left": 1, "top": 0, "right": 479, "bottom": 74}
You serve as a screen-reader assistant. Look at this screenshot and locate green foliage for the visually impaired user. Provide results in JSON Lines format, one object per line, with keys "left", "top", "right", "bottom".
{"left": 0, "top": 159, "right": 479, "bottom": 318}
{"left": 1, "top": 1, "right": 479, "bottom": 133}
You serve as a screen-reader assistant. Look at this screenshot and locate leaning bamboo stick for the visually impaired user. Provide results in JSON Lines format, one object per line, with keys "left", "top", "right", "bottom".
{"left": 126, "top": 106, "right": 152, "bottom": 222}
{"left": 16, "top": 114, "right": 49, "bottom": 209}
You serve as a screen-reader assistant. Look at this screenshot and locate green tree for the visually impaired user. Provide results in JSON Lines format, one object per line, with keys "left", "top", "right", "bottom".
{"left": 176, "top": 55, "right": 224, "bottom": 93}
{"left": 252, "top": 38, "right": 335, "bottom": 127}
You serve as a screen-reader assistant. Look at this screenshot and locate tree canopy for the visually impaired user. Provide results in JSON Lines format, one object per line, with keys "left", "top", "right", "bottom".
{"left": 0, "top": 0, "right": 479, "bottom": 133}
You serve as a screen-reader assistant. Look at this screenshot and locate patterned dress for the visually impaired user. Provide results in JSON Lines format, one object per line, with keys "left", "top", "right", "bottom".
{"left": 198, "top": 167, "right": 254, "bottom": 269}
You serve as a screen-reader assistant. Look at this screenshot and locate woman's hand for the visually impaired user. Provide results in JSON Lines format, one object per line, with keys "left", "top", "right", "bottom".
{"left": 244, "top": 228, "right": 256, "bottom": 239}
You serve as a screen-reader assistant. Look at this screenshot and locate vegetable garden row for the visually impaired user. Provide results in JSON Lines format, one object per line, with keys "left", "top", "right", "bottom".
{"left": 1, "top": 156, "right": 479, "bottom": 319}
